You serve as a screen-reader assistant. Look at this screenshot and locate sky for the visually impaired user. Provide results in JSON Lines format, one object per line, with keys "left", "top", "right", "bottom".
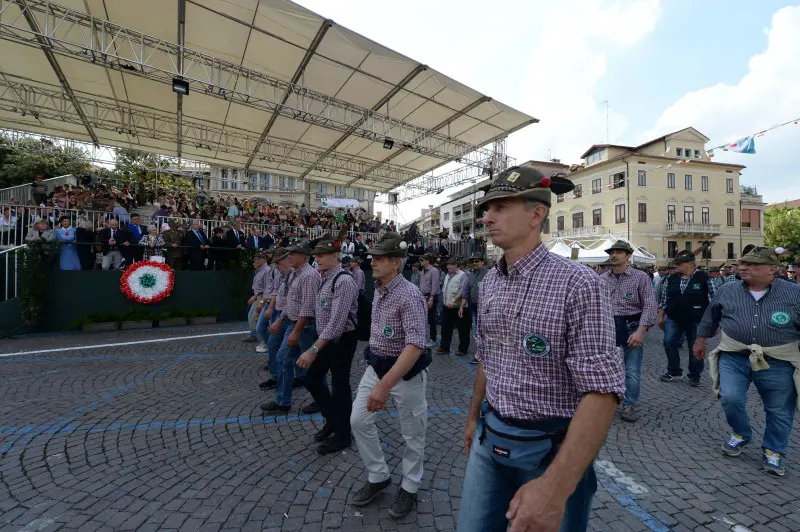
{"left": 295, "top": 0, "right": 800, "bottom": 224}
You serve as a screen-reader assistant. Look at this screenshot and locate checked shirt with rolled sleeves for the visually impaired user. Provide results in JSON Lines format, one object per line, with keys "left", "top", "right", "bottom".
{"left": 475, "top": 244, "right": 625, "bottom": 421}
{"left": 369, "top": 274, "right": 427, "bottom": 358}
{"left": 281, "top": 263, "right": 320, "bottom": 321}
{"left": 275, "top": 269, "right": 292, "bottom": 311}
{"left": 600, "top": 266, "right": 658, "bottom": 326}
{"left": 316, "top": 265, "right": 358, "bottom": 340}
{"left": 418, "top": 267, "right": 440, "bottom": 297}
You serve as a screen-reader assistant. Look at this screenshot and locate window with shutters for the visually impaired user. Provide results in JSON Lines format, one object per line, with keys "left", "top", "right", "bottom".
{"left": 615, "top": 204, "right": 626, "bottom": 224}
{"left": 637, "top": 203, "right": 647, "bottom": 223}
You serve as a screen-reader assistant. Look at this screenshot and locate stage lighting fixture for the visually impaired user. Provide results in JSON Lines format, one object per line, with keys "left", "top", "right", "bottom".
{"left": 383, "top": 138, "right": 394, "bottom": 150}
{"left": 172, "top": 78, "right": 190, "bottom": 96}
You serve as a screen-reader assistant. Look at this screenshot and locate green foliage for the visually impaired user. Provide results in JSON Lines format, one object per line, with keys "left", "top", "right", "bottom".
{"left": 17, "top": 242, "right": 55, "bottom": 326}
{"left": 113, "top": 149, "right": 195, "bottom": 195}
{"left": 0, "top": 135, "right": 92, "bottom": 188}
{"left": 764, "top": 207, "right": 800, "bottom": 263}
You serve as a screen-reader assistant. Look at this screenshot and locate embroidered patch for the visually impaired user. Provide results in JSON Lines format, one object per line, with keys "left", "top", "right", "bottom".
{"left": 505, "top": 171, "right": 521, "bottom": 183}
{"left": 492, "top": 445, "right": 511, "bottom": 458}
{"left": 692, "top": 283, "right": 701, "bottom": 290}
{"left": 523, "top": 334, "right": 551, "bottom": 357}
{"left": 320, "top": 297, "right": 328, "bottom": 309}
{"left": 623, "top": 291, "right": 634, "bottom": 299}
{"left": 770, "top": 312, "right": 791, "bottom": 326}
{"left": 382, "top": 326, "right": 395, "bottom": 338}
{"left": 478, "top": 281, "right": 483, "bottom": 289}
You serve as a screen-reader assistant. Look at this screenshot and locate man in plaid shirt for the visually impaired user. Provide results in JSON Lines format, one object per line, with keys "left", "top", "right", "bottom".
{"left": 296, "top": 231, "right": 360, "bottom": 456}
{"left": 349, "top": 232, "right": 429, "bottom": 519}
{"left": 600, "top": 240, "right": 658, "bottom": 423}
{"left": 458, "top": 166, "right": 625, "bottom": 532}
{"left": 261, "top": 240, "right": 321, "bottom": 414}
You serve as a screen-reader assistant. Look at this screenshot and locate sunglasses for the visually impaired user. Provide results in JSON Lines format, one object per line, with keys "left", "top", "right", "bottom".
{"left": 470, "top": 259, "right": 482, "bottom": 263}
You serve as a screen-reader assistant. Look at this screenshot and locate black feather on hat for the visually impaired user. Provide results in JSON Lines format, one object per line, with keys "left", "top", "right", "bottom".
{"left": 311, "top": 227, "right": 350, "bottom": 255}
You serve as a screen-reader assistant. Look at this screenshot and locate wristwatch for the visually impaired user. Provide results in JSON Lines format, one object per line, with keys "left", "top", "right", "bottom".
{"left": 311, "top": 345, "right": 319, "bottom": 354}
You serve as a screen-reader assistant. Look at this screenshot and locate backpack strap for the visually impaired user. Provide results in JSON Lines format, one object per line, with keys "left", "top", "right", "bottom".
{"left": 330, "top": 271, "right": 357, "bottom": 326}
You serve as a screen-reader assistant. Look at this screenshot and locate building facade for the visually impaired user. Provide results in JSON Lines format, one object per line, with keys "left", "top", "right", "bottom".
{"left": 543, "top": 128, "right": 765, "bottom": 264}
{"left": 440, "top": 180, "right": 488, "bottom": 237}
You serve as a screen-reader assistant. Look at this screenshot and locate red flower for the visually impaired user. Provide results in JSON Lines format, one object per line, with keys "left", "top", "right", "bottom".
{"left": 334, "top": 241, "right": 340, "bottom": 249}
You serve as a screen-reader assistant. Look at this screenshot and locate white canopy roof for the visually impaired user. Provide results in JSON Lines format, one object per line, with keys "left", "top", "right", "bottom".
{"left": 0, "top": 0, "right": 536, "bottom": 192}
{"left": 547, "top": 239, "right": 575, "bottom": 258}
{"left": 576, "top": 237, "right": 656, "bottom": 265}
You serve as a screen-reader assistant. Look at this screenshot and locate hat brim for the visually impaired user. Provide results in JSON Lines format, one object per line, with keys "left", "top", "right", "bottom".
{"left": 311, "top": 246, "right": 338, "bottom": 256}
{"left": 369, "top": 248, "right": 407, "bottom": 258}
{"left": 476, "top": 188, "right": 552, "bottom": 209}
{"left": 286, "top": 246, "right": 312, "bottom": 255}
{"left": 674, "top": 257, "right": 695, "bottom": 264}
{"left": 738, "top": 257, "right": 779, "bottom": 266}
{"left": 605, "top": 246, "right": 633, "bottom": 254}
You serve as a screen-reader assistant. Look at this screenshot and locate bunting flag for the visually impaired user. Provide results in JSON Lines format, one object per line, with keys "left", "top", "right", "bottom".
{"left": 706, "top": 115, "right": 799, "bottom": 158}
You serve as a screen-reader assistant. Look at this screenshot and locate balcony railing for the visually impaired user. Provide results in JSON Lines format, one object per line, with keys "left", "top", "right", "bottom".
{"left": 664, "top": 223, "right": 721, "bottom": 236}
{"left": 553, "top": 225, "right": 605, "bottom": 238}
{"left": 740, "top": 226, "right": 763, "bottom": 236}
{"left": 740, "top": 193, "right": 764, "bottom": 204}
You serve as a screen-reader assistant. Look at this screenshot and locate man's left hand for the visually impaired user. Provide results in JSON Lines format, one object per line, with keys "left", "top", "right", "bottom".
{"left": 367, "top": 383, "right": 390, "bottom": 413}
{"left": 297, "top": 350, "right": 316, "bottom": 369}
{"left": 287, "top": 330, "right": 300, "bottom": 347}
{"left": 627, "top": 329, "right": 645, "bottom": 347}
{"left": 446, "top": 302, "right": 454, "bottom": 309}
{"left": 458, "top": 308, "right": 464, "bottom": 319}
{"left": 507, "top": 477, "right": 566, "bottom": 532}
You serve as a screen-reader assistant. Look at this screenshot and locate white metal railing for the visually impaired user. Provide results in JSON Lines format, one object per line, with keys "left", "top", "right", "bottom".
{"left": 664, "top": 223, "right": 722, "bottom": 235}
{"left": 1, "top": 244, "right": 24, "bottom": 302}
{"left": 553, "top": 226, "right": 605, "bottom": 238}
{"left": 0, "top": 174, "right": 78, "bottom": 204}
{"left": 740, "top": 193, "right": 764, "bottom": 204}
{"left": 740, "top": 226, "right": 763, "bottom": 235}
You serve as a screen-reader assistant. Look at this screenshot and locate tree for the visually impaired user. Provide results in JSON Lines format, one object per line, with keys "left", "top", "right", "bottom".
{"left": 0, "top": 135, "right": 92, "bottom": 188}
{"left": 764, "top": 207, "right": 800, "bottom": 262}
{"left": 113, "top": 149, "right": 195, "bottom": 198}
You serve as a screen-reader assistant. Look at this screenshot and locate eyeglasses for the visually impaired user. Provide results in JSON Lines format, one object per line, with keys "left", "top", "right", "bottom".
{"left": 470, "top": 260, "right": 482, "bottom": 263}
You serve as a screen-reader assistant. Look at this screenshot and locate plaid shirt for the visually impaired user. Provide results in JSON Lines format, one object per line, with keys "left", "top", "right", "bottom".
{"left": 418, "top": 266, "right": 440, "bottom": 296}
{"left": 281, "top": 263, "right": 320, "bottom": 321}
{"left": 659, "top": 271, "right": 717, "bottom": 309}
{"left": 370, "top": 274, "right": 427, "bottom": 358}
{"left": 262, "top": 265, "right": 280, "bottom": 299}
{"left": 252, "top": 264, "right": 271, "bottom": 296}
{"left": 476, "top": 244, "right": 625, "bottom": 421}
{"left": 600, "top": 267, "right": 658, "bottom": 327}
{"left": 275, "top": 269, "right": 292, "bottom": 311}
{"left": 316, "top": 265, "right": 358, "bottom": 340}
{"left": 351, "top": 267, "right": 365, "bottom": 292}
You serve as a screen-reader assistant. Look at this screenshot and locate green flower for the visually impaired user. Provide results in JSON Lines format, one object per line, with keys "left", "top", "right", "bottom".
{"left": 139, "top": 273, "right": 157, "bottom": 289}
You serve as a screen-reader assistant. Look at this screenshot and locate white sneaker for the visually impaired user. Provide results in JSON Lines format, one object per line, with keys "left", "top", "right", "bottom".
{"left": 426, "top": 340, "right": 436, "bottom": 348}
{"left": 256, "top": 343, "right": 268, "bottom": 353}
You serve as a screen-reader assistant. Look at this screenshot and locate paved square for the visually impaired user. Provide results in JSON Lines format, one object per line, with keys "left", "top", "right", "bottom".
{"left": 1, "top": 324, "right": 799, "bottom": 532}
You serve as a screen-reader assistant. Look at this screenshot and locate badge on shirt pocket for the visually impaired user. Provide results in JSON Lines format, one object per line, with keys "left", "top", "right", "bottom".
{"left": 383, "top": 326, "right": 395, "bottom": 338}
{"left": 623, "top": 292, "right": 633, "bottom": 299}
{"left": 523, "top": 334, "right": 551, "bottom": 357}
{"left": 692, "top": 283, "right": 701, "bottom": 290}
{"left": 770, "top": 312, "right": 790, "bottom": 326}
{"left": 320, "top": 297, "right": 328, "bottom": 309}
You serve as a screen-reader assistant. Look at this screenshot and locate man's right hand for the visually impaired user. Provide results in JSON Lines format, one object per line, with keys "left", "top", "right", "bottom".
{"left": 658, "top": 316, "right": 666, "bottom": 330}
{"left": 427, "top": 298, "right": 433, "bottom": 310}
{"left": 463, "top": 418, "right": 477, "bottom": 457}
{"left": 693, "top": 338, "right": 707, "bottom": 360}
{"left": 268, "top": 320, "right": 281, "bottom": 335}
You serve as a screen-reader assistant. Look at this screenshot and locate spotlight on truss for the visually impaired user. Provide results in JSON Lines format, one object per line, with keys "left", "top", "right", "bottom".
{"left": 383, "top": 138, "right": 394, "bottom": 150}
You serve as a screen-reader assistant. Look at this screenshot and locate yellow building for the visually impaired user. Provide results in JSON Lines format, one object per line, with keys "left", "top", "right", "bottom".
{"left": 543, "top": 127, "right": 766, "bottom": 264}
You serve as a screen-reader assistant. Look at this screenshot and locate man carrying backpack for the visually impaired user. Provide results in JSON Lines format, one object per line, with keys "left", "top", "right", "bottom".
{"left": 297, "top": 230, "right": 360, "bottom": 455}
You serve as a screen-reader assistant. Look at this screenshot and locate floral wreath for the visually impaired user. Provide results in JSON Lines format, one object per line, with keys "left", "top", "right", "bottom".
{"left": 120, "top": 261, "right": 175, "bottom": 304}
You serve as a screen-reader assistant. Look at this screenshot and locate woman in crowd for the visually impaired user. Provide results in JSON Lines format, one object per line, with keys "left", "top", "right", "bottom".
{"left": 55, "top": 216, "right": 81, "bottom": 270}
{"left": 140, "top": 225, "right": 166, "bottom": 261}
{"left": 76, "top": 219, "right": 97, "bottom": 270}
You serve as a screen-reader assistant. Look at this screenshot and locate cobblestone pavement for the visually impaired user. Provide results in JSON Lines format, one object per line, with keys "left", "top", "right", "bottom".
{"left": 1, "top": 325, "right": 799, "bottom": 532}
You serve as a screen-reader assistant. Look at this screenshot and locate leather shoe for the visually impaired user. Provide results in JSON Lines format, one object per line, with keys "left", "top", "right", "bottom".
{"left": 317, "top": 438, "right": 351, "bottom": 455}
{"left": 302, "top": 403, "right": 320, "bottom": 415}
{"left": 259, "top": 379, "right": 277, "bottom": 390}
{"left": 260, "top": 401, "right": 290, "bottom": 413}
{"left": 314, "top": 423, "right": 335, "bottom": 442}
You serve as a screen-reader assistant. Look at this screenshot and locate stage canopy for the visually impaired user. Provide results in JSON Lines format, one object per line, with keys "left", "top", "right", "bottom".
{"left": 576, "top": 237, "right": 656, "bottom": 265}
{"left": 0, "top": 0, "right": 536, "bottom": 192}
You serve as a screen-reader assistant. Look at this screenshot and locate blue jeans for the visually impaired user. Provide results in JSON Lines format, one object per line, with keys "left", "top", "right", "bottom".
{"left": 255, "top": 306, "right": 276, "bottom": 345}
{"left": 458, "top": 419, "right": 596, "bottom": 532}
{"left": 623, "top": 345, "right": 643, "bottom": 407}
{"left": 275, "top": 319, "right": 318, "bottom": 407}
{"left": 258, "top": 308, "right": 281, "bottom": 378}
{"left": 247, "top": 301, "right": 258, "bottom": 337}
{"left": 663, "top": 316, "right": 703, "bottom": 379}
{"left": 470, "top": 302, "right": 478, "bottom": 332}
{"left": 718, "top": 353, "right": 797, "bottom": 455}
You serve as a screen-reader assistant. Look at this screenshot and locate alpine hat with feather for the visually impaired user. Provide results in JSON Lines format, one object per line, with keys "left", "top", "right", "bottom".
{"left": 312, "top": 227, "right": 349, "bottom": 256}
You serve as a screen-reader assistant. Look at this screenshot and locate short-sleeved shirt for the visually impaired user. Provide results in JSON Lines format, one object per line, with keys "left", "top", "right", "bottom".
{"left": 316, "top": 265, "right": 358, "bottom": 340}
{"left": 275, "top": 269, "right": 292, "bottom": 311}
{"left": 418, "top": 266, "right": 440, "bottom": 297}
{"left": 600, "top": 266, "right": 658, "bottom": 327}
{"left": 476, "top": 244, "right": 625, "bottom": 421}
{"left": 281, "top": 263, "right": 320, "bottom": 321}
{"left": 370, "top": 274, "right": 427, "bottom": 358}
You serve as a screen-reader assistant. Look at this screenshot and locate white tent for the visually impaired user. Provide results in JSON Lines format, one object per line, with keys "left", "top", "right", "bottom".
{"left": 577, "top": 238, "right": 656, "bottom": 265}
{"left": 547, "top": 239, "right": 574, "bottom": 258}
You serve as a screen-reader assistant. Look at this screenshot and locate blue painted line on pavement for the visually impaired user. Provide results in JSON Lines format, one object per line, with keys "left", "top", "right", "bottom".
{"left": 0, "top": 407, "right": 470, "bottom": 437}
{"left": 596, "top": 470, "right": 670, "bottom": 532}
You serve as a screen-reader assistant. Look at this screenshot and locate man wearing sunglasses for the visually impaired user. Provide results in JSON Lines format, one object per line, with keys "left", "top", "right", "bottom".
{"left": 467, "top": 253, "right": 489, "bottom": 363}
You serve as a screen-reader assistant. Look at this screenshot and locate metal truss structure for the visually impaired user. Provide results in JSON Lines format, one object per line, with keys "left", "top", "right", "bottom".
{"left": 0, "top": 77, "right": 421, "bottom": 186}
{"left": 382, "top": 138, "right": 512, "bottom": 203}
{"left": 0, "top": 0, "right": 504, "bottom": 178}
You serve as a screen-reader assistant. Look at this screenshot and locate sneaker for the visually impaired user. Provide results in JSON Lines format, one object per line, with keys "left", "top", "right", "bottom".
{"left": 763, "top": 450, "right": 785, "bottom": 476}
{"left": 256, "top": 343, "right": 268, "bottom": 353}
{"left": 620, "top": 405, "right": 637, "bottom": 422}
{"left": 469, "top": 355, "right": 479, "bottom": 365}
{"left": 317, "top": 438, "right": 351, "bottom": 456}
{"left": 659, "top": 373, "right": 681, "bottom": 382}
{"left": 260, "top": 401, "right": 290, "bottom": 413}
{"left": 688, "top": 377, "right": 700, "bottom": 387}
{"left": 302, "top": 403, "right": 321, "bottom": 415}
{"left": 350, "top": 479, "right": 391, "bottom": 506}
{"left": 388, "top": 487, "right": 416, "bottom": 518}
{"left": 425, "top": 340, "right": 437, "bottom": 348}
{"left": 259, "top": 379, "right": 277, "bottom": 390}
{"left": 243, "top": 336, "right": 258, "bottom": 343}
{"left": 314, "top": 423, "right": 335, "bottom": 442}
{"left": 722, "top": 434, "right": 749, "bottom": 457}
